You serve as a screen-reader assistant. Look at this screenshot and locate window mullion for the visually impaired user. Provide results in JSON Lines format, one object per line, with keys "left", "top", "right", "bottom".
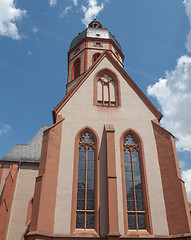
{"left": 102, "top": 81, "right": 104, "bottom": 105}
{"left": 114, "top": 80, "right": 117, "bottom": 105}
{"left": 76, "top": 65, "right": 78, "bottom": 78}
{"left": 75, "top": 132, "right": 96, "bottom": 231}
{"left": 108, "top": 82, "right": 111, "bottom": 106}
{"left": 84, "top": 145, "right": 88, "bottom": 230}
{"left": 130, "top": 148, "right": 138, "bottom": 230}
{"left": 78, "top": 63, "right": 80, "bottom": 77}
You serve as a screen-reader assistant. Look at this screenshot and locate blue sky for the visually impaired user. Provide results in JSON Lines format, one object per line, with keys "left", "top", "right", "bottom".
{"left": 0, "top": 0, "right": 191, "bottom": 199}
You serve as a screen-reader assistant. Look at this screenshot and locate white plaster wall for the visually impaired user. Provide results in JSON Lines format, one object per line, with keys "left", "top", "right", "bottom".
{"left": 0, "top": 165, "right": 10, "bottom": 196}
{"left": 54, "top": 57, "right": 168, "bottom": 236}
{"left": 69, "top": 43, "right": 85, "bottom": 61}
{"left": 67, "top": 76, "right": 81, "bottom": 93}
{"left": 88, "top": 41, "right": 109, "bottom": 49}
{"left": 112, "top": 46, "right": 122, "bottom": 62}
{"left": 86, "top": 43, "right": 123, "bottom": 70}
{"left": 6, "top": 166, "right": 38, "bottom": 240}
{"left": 86, "top": 41, "right": 109, "bottom": 70}
{"left": 68, "top": 51, "right": 85, "bottom": 83}
{"left": 111, "top": 53, "right": 123, "bottom": 68}
{"left": 87, "top": 49, "right": 103, "bottom": 69}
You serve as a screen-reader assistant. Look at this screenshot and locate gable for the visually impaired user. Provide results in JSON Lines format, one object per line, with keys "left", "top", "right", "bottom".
{"left": 53, "top": 51, "right": 161, "bottom": 122}
{"left": 53, "top": 55, "right": 165, "bottom": 236}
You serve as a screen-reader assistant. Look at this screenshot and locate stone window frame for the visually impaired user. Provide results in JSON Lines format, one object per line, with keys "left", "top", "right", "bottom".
{"left": 72, "top": 58, "right": 81, "bottom": 80}
{"left": 120, "top": 129, "right": 152, "bottom": 235}
{"left": 92, "top": 53, "right": 101, "bottom": 64}
{"left": 71, "top": 127, "right": 99, "bottom": 236}
{"left": 93, "top": 68, "right": 121, "bottom": 107}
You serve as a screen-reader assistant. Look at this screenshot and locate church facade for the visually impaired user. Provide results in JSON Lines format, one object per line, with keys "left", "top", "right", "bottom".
{"left": 0, "top": 20, "right": 191, "bottom": 240}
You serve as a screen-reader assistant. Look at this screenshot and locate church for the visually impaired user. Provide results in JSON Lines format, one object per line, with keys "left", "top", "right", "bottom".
{"left": 0, "top": 20, "right": 191, "bottom": 240}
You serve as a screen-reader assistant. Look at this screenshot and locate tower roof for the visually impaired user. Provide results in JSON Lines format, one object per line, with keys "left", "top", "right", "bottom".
{"left": 70, "top": 20, "right": 122, "bottom": 51}
{"left": 88, "top": 19, "right": 103, "bottom": 28}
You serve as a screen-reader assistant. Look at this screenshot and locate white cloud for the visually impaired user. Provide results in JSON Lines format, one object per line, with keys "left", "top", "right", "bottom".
{"left": 60, "top": 6, "right": 72, "bottom": 18}
{"left": 184, "top": 0, "right": 191, "bottom": 52}
{"left": 179, "top": 160, "right": 187, "bottom": 170}
{"left": 147, "top": 55, "right": 191, "bottom": 152}
{"left": 73, "top": 0, "right": 78, "bottom": 6}
{"left": 49, "top": 0, "right": 57, "bottom": 7}
{"left": 49, "top": 0, "right": 77, "bottom": 7}
{"left": 81, "top": 0, "right": 104, "bottom": 27}
{"left": 0, "top": 123, "right": 11, "bottom": 136}
{"left": 186, "top": 31, "right": 191, "bottom": 52}
{"left": 0, "top": 0, "right": 26, "bottom": 40}
{"left": 182, "top": 169, "right": 191, "bottom": 202}
{"left": 32, "top": 27, "right": 38, "bottom": 34}
{"left": 28, "top": 50, "right": 31, "bottom": 55}
{"left": 148, "top": 1, "right": 191, "bottom": 201}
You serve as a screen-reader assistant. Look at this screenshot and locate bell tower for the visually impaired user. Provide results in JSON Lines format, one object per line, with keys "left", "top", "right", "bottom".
{"left": 66, "top": 19, "right": 124, "bottom": 93}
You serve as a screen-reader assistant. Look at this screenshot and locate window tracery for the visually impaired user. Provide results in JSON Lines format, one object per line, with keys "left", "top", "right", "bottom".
{"left": 120, "top": 130, "right": 152, "bottom": 233}
{"left": 76, "top": 132, "right": 95, "bottom": 230}
{"left": 123, "top": 133, "right": 146, "bottom": 230}
{"left": 97, "top": 73, "right": 116, "bottom": 106}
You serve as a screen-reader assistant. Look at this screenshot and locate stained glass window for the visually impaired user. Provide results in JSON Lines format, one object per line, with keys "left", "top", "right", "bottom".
{"left": 76, "top": 132, "right": 95, "bottom": 229}
{"left": 123, "top": 134, "right": 146, "bottom": 230}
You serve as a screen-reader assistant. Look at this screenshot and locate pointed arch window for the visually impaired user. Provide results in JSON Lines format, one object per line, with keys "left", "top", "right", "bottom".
{"left": 121, "top": 130, "right": 151, "bottom": 233}
{"left": 94, "top": 69, "right": 120, "bottom": 107}
{"left": 92, "top": 53, "right": 101, "bottom": 63}
{"left": 72, "top": 58, "right": 81, "bottom": 80}
{"left": 71, "top": 128, "right": 99, "bottom": 234}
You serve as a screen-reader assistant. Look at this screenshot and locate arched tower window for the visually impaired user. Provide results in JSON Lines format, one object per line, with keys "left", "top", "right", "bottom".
{"left": 121, "top": 130, "right": 151, "bottom": 233}
{"left": 88, "top": 20, "right": 102, "bottom": 28}
{"left": 72, "top": 58, "right": 81, "bottom": 80}
{"left": 92, "top": 53, "right": 101, "bottom": 63}
{"left": 94, "top": 69, "right": 120, "bottom": 107}
{"left": 71, "top": 128, "right": 99, "bottom": 234}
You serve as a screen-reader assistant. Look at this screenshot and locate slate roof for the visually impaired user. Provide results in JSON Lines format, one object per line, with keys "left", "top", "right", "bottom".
{"left": 0, "top": 126, "right": 49, "bottom": 163}
{"left": 70, "top": 27, "right": 122, "bottom": 51}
